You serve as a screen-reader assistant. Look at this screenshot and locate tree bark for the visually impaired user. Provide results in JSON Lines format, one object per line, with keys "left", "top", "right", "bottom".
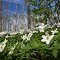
{"left": 57, "top": 0, "right": 60, "bottom": 22}
{"left": 0, "top": 0, "right": 2, "bottom": 32}
{"left": 27, "top": 0, "right": 31, "bottom": 29}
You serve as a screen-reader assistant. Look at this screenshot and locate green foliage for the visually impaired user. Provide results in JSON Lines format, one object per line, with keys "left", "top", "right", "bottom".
{"left": 0, "top": 30, "right": 60, "bottom": 60}
{"left": 29, "top": 0, "right": 55, "bottom": 23}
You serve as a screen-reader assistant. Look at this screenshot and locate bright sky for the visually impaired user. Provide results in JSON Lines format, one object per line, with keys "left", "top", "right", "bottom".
{"left": 2, "top": 0, "right": 27, "bottom": 15}
{"left": 2, "top": 0, "right": 55, "bottom": 16}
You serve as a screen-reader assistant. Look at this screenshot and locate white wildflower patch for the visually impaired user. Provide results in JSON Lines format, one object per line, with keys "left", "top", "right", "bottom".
{"left": 51, "top": 29, "right": 58, "bottom": 35}
{"left": 28, "top": 31, "right": 33, "bottom": 37}
{"left": 0, "top": 31, "right": 7, "bottom": 35}
{"left": 0, "top": 39, "right": 8, "bottom": 52}
{"left": 26, "top": 32, "right": 33, "bottom": 41}
{"left": 41, "top": 34, "right": 54, "bottom": 45}
{"left": 21, "top": 34, "right": 27, "bottom": 41}
{"left": 26, "top": 31, "right": 38, "bottom": 41}
{"left": 33, "top": 31, "right": 38, "bottom": 33}
{"left": 36, "top": 23, "right": 47, "bottom": 32}
{"left": 41, "top": 35, "right": 47, "bottom": 42}
{"left": 10, "top": 29, "right": 24, "bottom": 35}
{"left": 5, "top": 35, "right": 9, "bottom": 38}
{"left": 10, "top": 32, "right": 17, "bottom": 35}
{"left": 21, "top": 32, "right": 33, "bottom": 41}
{"left": 21, "top": 30, "right": 38, "bottom": 41}
{"left": 8, "top": 42, "right": 18, "bottom": 55}
{"left": 10, "top": 32, "right": 19, "bottom": 35}
{"left": 10, "top": 33, "right": 13, "bottom": 35}
{"left": 27, "top": 29, "right": 31, "bottom": 32}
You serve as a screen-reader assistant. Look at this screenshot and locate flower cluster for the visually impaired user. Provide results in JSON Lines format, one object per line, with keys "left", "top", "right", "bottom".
{"left": 5, "top": 35, "right": 9, "bottom": 38}
{"left": 34, "top": 23, "right": 59, "bottom": 45}
{"left": 41, "top": 33, "right": 54, "bottom": 44}
{"left": 10, "top": 32, "right": 18, "bottom": 35}
{"left": 21, "top": 30, "right": 38, "bottom": 41}
{"left": 51, "top": 29, "right": 58, "bottom": 35}
{"left": 21, "top": 24, "right": 59, "bottom": 44}
{"left": 0, "top": 39, "right": 8, "bottom": 52}
{"left": 35, "top": 23, "right": 47, "bottom": 32}
{"left": 0, "top": 31, "right": 7, "bottom": 36}
{"left": 9, "top": 29, "right": 24, "bottom": 35}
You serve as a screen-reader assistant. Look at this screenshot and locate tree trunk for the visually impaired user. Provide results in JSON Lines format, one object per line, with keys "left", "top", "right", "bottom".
{"left": 0, "top": 0, "right": 2, "bottom": 32}
{"left": 57, "top": 0, "right": 60, "bottom": 22}
{"left": 27, "top": 0, "right": 31, "bottom": 29}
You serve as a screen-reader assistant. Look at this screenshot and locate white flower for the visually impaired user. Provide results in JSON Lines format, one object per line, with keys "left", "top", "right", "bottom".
{"left": 26, "top": 36, "right": 30, "bottom": 41}
{"left": 26, "top": 31, "right": 34, "bottom": 41}
{"left": 0, "top": 44, "right": 3, "bottom": 52}
{"left": 41, "top": 35, "right": 47, "bottom": 42}
{"left": 41, "top": 35, "right": 54, "bottom": 45}
{"left": 21, "top": 34, "right": 27, "bottom": 40}
{"left": 46, "top": 35, "right": 54, "bottom": 44}
{"left": 21, "top": 30, "right": 38, "bottom": 41}
{"left": 8, "top": 42, "right": 18, "bottom": 55}
{"left": 10, "top": 33, "right": 13, "bottom": 35}
{"left": 26, "top": 32, "right": 32, "bottom": 41}
{"left": 0, "top": 31, "right": 7, "bottom": 35}
{"left": 33, "top": 31, "right": 38, "bottom": 33}
{"left": 45, "top": 40, "right": 50, "bottom": 44}
{"left": 0, "top": 39, "right": 8, "bottom": 52}
{"left": 10, "top": 32, "right": 15, "bottom": 35}
{"left": 27, "top": 29, "right": 31, "bottom": 32}
{"left": 8, "top": 51, "right": 13, "bottom": 54}
{"left": 28, "top": 32, "right": 33, "bottom": 37}
{"left": 10, "top": 32, "right": 18, "bottom": 35}
{"left": 5, "top": 35, "right": 9, "bottom": 38}
{"left": 51, "top": 29, "right": 58, "bottom": 35}
{"left": 48, "top": 35, "right": 54, "bottom": 41}
{"left": 36, "top": 23, "right": 47, "bottom": 32}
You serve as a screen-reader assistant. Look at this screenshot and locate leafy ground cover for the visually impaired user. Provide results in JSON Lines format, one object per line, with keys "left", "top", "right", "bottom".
{"left": 0, "top": 23, "right": 60, "bottom": 60}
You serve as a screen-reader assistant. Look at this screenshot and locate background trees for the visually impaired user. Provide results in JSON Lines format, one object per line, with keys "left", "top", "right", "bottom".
{"left": 25, "top": 0, "right": 60, "bottom": 26}
{"left": 1, "top": 0, "right": 60, "bottom": 31}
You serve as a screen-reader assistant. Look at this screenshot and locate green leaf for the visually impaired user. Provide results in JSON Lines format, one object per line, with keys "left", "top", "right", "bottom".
{"left": 53, "top": 49, "right": 58, "bottom": 58}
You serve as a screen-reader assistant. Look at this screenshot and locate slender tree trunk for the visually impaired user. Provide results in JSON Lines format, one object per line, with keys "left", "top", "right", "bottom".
{"left": 27, "top": 0, "right": 31, "bottom": 29}
{"left": 0, "top": 0, "right": 2, "bottom": 32}
{"left": 55, "top": 0, "right": 58, "bottom": 23}
{"left": 57, "top": 0, "right": 60, "bottom": 22}
{"left": 55, "top": 0, "right": 60, "bottom": 23}
{"left": 6, "top": 0, "right": 9, "bottom": 32}
{"left": 16, "top": 0, "right": 18, "bottom": 32}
